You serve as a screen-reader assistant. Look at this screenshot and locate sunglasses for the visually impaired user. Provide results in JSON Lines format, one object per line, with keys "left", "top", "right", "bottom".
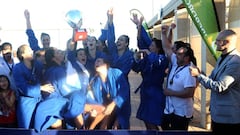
{"left": 215, "top": 39, "right": 229, "bottom": 46}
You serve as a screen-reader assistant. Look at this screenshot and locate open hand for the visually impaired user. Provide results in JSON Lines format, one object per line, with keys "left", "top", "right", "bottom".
{"left": 41, "top": 83, "right": 54, "bottom": 93}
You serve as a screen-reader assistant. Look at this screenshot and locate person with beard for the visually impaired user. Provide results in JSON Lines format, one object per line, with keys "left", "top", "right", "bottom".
{"left": 161, "top": 25, "right": 197, "bottom": 131}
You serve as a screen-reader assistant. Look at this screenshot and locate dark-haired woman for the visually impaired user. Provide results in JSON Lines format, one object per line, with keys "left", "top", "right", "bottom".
{"left": 43, "top": 47, "right": 88, "bottom": 130}
{"left": 87, "top": 56, "right": 130, "bottom": 129}
{"left": 0, "top": 75, "right": 17, "bottom": 128}
{"left": 98, "top": 9, "right": 133, "bottom": 129}
{"left": 131, "top": 14, "right": 169, "bottom": 130}
{"left": 66, "top": 38, "right": 90, "bottom": 95}
{"left": 12, "top": 45, "right": 66, "bottom": 132}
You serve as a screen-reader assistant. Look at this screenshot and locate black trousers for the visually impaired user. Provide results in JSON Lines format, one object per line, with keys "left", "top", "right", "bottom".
{"left": 161, "top": 113, "right": 191, "bottom": 130}
{"left": 211, "top": 120, "right": 240, "bottom": 135}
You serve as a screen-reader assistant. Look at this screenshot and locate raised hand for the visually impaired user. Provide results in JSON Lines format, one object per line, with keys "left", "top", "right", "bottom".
{"left": 131, "top": 13, "right": 144, "bottom": 27}
{"left": 40, "top": 83, "right": 55, "bottom": 93}
{"left": 134, "top": 51, "right": 142, "bottom": 61}
{"left": 24, "top": 9, "right": 30, "bottom": 20}
{"left": 170, "top": 23, "right": 176, "bottom": 29}
{"left": 107, "top": 8, "right": 113, "bottom": 24}
{"left": 131, "top": 13, "right": 139, "bottom": 26}
{"left": 139, "top": 49, "right": 150, "bottom": 55}
{"left": 103, "top": 101, "right": 116, "bottom": 115}
{"left": 24, "top": 9, "right": 32, "bottom": 29}
{"left": 161, "top": 25, "right": 169, "bottom": 35}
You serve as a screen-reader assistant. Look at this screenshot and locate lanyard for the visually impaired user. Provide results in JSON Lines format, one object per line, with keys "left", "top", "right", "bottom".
{"left": 4, "top": 58, "right": 14, "bottom": 75}
{"left": 169, "top": 64, "right": 189, "bottom": 85}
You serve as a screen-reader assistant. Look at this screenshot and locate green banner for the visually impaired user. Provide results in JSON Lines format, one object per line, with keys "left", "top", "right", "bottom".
{"left": 182, "top": 0, "right": 220, "bottom": 60}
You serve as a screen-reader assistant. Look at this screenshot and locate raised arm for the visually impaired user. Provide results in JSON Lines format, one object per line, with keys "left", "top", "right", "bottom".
{"left": 66, "top": 27, "right": 78, "bottom": 64}
{"left": 67, "top": 27, "right": 78, "bottom": 51}
{"left": 161, "top": 25, "right": 173, "bottom": 60}
{"left": 24, "top": 9, "right": 40, "bottom": 52}
{"left": 106, "top": 8, "right": 115, "bottom": 46}
{"left": 167, "top": 23, "right": 176, "bottom": 45}
{"left": 24, "top": 9, "right": 32, "bottom": 29}
{"left": 131, "top": 13, "right": 142, "bottom": 40}
{"left": 131, "top": 14, "right": 151, "bottom": 49}
{"left": 104, "top": 8, "right": 117, "bottom": 55}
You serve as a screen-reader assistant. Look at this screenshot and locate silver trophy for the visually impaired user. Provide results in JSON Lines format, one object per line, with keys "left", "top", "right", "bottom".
{"left": 65, "top": 10, "right": 87, "bottom": 41}
{"left": 66, "top": 10, "right": 82, "bottom": 28}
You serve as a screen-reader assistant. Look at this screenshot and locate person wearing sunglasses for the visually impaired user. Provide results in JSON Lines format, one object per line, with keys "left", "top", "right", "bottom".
{"left": 190, "top": 29, "right": 240, "bottom": 134}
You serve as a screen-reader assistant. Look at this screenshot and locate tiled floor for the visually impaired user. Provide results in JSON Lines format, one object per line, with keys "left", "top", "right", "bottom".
{"left": 128, "top": 70, "right": 210, "bottom": 131}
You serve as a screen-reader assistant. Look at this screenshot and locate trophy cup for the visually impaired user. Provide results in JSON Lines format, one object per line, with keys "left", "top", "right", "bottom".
{"left": 65, "top": 10, "right": 87, "bottom": 41}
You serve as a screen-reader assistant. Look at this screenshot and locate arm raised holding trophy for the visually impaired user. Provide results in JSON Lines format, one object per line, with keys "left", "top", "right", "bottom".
{"left": 65, "top": 10, "right": 108, "bottom": 130}
{"left": 65, "top": 10, "right": 87, "bottom": 43}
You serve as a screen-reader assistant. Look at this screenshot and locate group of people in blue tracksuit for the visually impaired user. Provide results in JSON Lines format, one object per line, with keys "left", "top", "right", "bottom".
{"left": 1, "top": 7, "right": 199, "bottom": 133}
